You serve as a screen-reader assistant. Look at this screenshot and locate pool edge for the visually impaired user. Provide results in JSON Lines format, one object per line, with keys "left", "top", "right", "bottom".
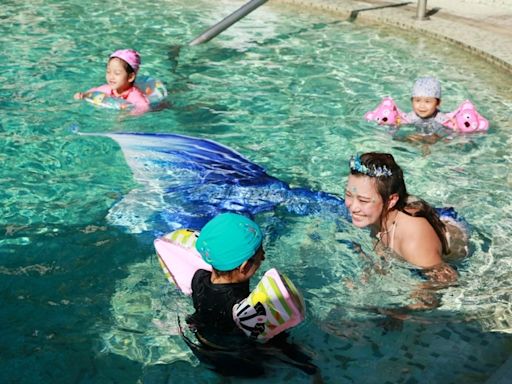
{"left": 273, "top": 0, "right": 512, "bottom": 73}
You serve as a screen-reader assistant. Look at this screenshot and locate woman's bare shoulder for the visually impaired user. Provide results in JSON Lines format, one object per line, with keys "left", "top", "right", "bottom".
{"left": 399, "top": 213, "right": 433, "bottom": 234}
{"left": 396, "top": 214, "right": 443, "bottom": 267}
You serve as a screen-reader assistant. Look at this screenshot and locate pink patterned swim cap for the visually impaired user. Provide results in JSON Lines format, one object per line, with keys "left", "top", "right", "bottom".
{"left": 109, "top": 49, "right": 141, "bottom": 73}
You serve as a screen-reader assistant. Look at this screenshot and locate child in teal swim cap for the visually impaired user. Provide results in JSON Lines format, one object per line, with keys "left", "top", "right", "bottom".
{"left": 184, "top": 212, "right": 317, "bottom": 378}
{"left": 195, "top": 211, "right": 265, "bottom": 275}
{"left": 187, "top": 212, "right": 265, "bottom": 343}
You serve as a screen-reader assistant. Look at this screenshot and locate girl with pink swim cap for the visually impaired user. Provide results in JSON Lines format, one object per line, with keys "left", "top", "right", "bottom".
{"left": 74, "top": 49, "right": 150, "bottom": 114}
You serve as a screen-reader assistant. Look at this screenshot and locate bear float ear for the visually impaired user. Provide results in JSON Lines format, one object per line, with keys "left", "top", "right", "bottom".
{"left": 478, "top": 115, "right": 490, "bottom": 130}
{"left": 461, "top": 101, "right": 473, "bottom": 110}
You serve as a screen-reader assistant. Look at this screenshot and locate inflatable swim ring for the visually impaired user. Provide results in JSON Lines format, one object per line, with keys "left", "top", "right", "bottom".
{"left": 83, "top": 91, "right": 133, "bottom": 110}
{"left": 154, "top": 228, "right": 306, "bottom": 341}
{"left": 136, "top": 76, "right": 168, "bottom": 105}
{"left": 83, "top": 76, "right": 168, "bottom": 111}
{"left": 364, "top": 97, "right": 489, "bottom": 132}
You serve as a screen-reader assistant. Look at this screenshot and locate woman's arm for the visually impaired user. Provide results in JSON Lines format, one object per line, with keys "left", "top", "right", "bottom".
{"left": 388, "top": 216, "right": 456, "bottom": 311}
{"left": 396, "top": 216, "right": 457, "bottom": 283}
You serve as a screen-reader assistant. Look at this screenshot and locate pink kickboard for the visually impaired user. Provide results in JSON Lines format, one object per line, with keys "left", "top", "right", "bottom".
{"left": 154, "top": 238, "right": 211, "bottom": 295}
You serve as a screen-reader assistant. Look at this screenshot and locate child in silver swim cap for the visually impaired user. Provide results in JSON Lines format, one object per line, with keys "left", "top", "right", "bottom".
{"left": 404, "top": 77, "right": 450, "bottom": 133}
{"left": 398, "top": 77, "right": 458, "bottom": 149}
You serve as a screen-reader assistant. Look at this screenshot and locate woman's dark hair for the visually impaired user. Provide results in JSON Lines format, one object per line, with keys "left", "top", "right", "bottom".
{"left": 352, "top": 152, "right": 448, "bottom": 254}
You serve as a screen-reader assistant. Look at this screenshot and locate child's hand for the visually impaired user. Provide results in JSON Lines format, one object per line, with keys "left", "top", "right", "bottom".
{"left": 74, "top": 92, "right": 84, "bottom": 100}
{"left": 449, "top": 116, "right": 459, "bottom": 131}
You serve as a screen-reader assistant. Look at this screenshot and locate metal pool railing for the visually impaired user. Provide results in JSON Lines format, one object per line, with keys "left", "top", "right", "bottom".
{"left": 416, "top": 0, "right": 428, "bottom": 20}
{"left": 189, "top": 0, "right": 269, "bottom": 46}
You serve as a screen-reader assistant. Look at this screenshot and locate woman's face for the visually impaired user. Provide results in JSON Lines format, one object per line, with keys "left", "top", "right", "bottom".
{"left": 345, "top": 174, "right": 384, "bottom": 228}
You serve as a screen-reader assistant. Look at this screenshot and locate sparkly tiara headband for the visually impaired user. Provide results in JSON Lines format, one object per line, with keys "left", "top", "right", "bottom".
{"left": 349, "top": 154, "right": 393, "bottom": 177}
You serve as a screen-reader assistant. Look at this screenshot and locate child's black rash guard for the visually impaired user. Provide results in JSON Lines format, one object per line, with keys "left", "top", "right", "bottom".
{"left": 187, "top": 269, "right": 250, "bottom": 345}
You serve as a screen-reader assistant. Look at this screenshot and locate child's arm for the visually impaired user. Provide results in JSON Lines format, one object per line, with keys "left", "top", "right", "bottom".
{"left": 74, "top": 84, "right": 110, "bottom": 100}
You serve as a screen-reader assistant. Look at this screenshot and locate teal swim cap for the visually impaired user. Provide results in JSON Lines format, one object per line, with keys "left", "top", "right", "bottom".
{"left": 195, "top": 213, "right": 263, "bottom": 271}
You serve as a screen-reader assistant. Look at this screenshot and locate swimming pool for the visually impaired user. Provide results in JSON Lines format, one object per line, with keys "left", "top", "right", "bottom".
{"left": 1, "top": 0, "right": 511, "bottom": 382}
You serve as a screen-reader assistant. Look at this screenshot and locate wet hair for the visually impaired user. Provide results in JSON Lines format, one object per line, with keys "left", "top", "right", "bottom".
{"left": 212, "top": 268, "right": 238, "bottom": 278}
{"left": 108, "top": 57, "right": 135, "bottom": 76}
{"left": 211, "top": 246, "right": 263, "bottom": 277}
{"left": 351, "top": 152, "right": 448, "bottom": 254}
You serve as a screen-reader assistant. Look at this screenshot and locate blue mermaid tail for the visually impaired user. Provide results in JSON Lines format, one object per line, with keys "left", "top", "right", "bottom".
{"left": 84, "top": 132, "right": 349, "bottom": 234}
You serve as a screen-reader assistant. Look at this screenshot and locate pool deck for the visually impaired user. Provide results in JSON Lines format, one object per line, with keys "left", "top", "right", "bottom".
{"left": 275, "top": 0, "right": 512, "bottom": 72}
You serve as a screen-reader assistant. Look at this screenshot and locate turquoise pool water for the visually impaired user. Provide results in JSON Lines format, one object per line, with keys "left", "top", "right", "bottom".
{"left": 1, "top": 0, "right": 512, "bottom": 382}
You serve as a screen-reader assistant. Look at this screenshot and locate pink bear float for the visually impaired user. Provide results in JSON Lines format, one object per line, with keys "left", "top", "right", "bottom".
{"left": 364, "top": 97, "right": 407, "bottom": 125}
{"left": 444, "top": 100, "right": 489, "bottom": 132}
{"left": 364, "top": 97, "right": 489, "bottom": 132}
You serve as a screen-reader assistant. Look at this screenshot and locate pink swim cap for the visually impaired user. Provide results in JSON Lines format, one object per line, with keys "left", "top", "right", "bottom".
{"left": 109, "top": 49, "right": 141, "bottom": 73}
